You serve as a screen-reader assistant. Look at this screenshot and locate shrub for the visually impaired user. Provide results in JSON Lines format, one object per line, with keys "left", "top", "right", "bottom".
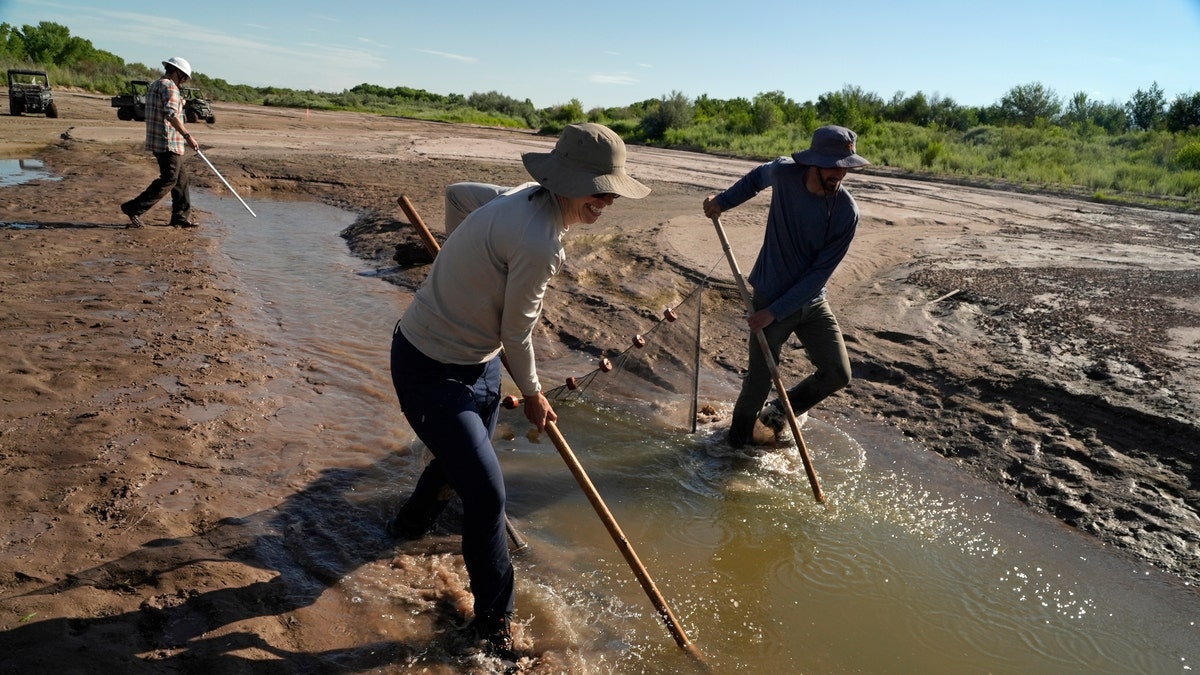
{"left": 1176, "top": 141, "right": 1200, "bottom": 170}
{"left": 640, "top": 91, "right": 693, "bottom": 140}
{"left": 921, "top": 140, "right": 945, "bottom": 168}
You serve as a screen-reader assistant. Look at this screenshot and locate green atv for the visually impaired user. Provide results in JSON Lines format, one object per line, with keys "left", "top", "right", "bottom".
{"left": 7, "top": 69, "right": 59, "bottom": 118}
{"left": 112, "top": 82, "right": 214, "bottom": 124}
{"left": 111, "top": 79, "right": 149, "bottom": 121}
{"left": 182, "top": 87, "right": 215, "bottom": 124}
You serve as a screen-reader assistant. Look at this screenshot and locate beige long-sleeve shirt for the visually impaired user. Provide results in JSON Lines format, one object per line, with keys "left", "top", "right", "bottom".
{"left": 399, "top": 183, "right": 564, "bottom": 396}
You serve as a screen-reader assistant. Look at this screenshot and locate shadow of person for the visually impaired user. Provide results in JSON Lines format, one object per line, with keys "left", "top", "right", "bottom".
{"left": 0, "top": 221, "right": 132, "bottom": 230}
{"left": 0, "top": 589, "right": 466, "bottom": 673}
{"left": 0, "top": 452, "right": 481, "bottom": 672}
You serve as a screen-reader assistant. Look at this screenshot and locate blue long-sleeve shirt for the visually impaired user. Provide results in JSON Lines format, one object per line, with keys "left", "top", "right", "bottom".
{"left": 714, "top": 157, "right": 859, "bottom": 320}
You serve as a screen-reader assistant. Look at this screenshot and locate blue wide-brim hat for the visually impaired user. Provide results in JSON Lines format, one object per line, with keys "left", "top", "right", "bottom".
{"left": 792, "top": 125, "right": 870, "bottom": 168}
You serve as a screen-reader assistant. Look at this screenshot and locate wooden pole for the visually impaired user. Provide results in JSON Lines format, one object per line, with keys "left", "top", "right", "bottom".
{"left": 710, "top": 216, "right": 826, "bottom": 503}
{"left": 544, "top": 421, "right": 707, "bottom": 667}
{"left": 397, "top": 195, "right": 441, "bottom": 259}
{"left": 689, "top": 290, "right": 702, "bottom": 434}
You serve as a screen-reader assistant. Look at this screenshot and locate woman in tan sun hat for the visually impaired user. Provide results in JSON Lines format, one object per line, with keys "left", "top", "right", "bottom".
{"left": 387, "top": 123, "right": 648, "bottom": 659}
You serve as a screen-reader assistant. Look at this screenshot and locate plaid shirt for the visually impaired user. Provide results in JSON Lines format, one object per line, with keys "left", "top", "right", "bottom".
{"left": 144, "top": 76, "right": 184, "bottom": 155}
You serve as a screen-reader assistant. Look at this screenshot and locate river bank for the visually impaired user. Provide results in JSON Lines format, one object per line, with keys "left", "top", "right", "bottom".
{"left": 1, "top": 91, "right": 1197, "bottom": 672}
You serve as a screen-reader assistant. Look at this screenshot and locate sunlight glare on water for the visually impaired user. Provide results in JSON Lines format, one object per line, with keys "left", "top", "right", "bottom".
{"left": 199, "top": 192, "right": 1199, "bottom": 674}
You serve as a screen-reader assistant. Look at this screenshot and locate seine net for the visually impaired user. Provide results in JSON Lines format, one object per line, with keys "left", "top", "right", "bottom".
{"left": 394, "top": 188, "right": 715, "bottom": 433}
{"left": 544, "top": 276, "right": 710, "bottom": 433}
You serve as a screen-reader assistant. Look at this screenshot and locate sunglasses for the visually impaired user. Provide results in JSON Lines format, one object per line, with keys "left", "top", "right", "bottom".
{"left": 591, "top": 193, "right": 619, "bottom": 200}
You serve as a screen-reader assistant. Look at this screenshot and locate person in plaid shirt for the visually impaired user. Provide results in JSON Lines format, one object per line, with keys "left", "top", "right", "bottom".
{"left": 121, "top": 57, "right": 201, "bottom": 229}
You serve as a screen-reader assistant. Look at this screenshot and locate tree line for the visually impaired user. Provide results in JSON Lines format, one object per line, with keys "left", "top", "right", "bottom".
{"left": 3, "top": 21, "right": 1198, "bottom": 207}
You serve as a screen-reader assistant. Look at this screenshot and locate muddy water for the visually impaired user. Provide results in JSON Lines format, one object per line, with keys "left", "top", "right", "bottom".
{"left": 197, "top": 193, "right": 1199, "bottom": 674}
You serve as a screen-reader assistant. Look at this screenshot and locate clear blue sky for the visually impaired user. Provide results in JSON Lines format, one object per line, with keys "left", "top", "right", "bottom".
{"left": 4, "top": 0, "right": 1199, "bottom": 110}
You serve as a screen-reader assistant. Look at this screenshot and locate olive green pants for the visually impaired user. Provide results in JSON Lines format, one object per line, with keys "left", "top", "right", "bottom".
{"left": 728, "top": 297, "right": 851, "bottom": 447}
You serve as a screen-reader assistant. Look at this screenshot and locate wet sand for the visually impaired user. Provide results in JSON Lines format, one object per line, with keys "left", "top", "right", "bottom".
{"left": 1, "top": 91, "right": 1198, "bottom": 671}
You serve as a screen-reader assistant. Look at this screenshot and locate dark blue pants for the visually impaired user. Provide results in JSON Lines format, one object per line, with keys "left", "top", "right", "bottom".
{"left": 390, "top": 330, "right": 513, "bottom": 620}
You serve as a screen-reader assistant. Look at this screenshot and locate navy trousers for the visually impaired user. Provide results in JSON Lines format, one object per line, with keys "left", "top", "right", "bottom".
{"left": 390, "top": 330, "right": 513, "bottom": 620}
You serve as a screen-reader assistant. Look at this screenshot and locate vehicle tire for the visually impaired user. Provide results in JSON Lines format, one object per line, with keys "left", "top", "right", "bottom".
{"left": 206, "top": 116, "right": 215, "bottom": 124}
{"left": 185, "top": 110, "right": 197, "bottom": 124}
{"left": 9, "top": 103, "right": 22, "bottom": 116}
{"left": 117, "top": 107, "right": 132, "bottom": 121}
{"left": 46, "top": 101, "right": 59, "bottom": 118}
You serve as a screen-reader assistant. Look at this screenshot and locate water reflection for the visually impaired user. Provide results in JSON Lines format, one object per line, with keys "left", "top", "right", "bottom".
{"left": 197, "top": 192, "right": 1198, "bottom": 673}
{"left": 0, "top": 158, "right": 61, "bottom": 187}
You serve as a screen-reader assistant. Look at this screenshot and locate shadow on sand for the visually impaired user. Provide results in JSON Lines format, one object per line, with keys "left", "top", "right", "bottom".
{"left": 0, "top": 451, "right": 521, "bottom": 673}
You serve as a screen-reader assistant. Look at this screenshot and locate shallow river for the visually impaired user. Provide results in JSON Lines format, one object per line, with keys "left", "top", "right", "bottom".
{"left": 196, "top": 192, "right": 1198, "bottom": 674}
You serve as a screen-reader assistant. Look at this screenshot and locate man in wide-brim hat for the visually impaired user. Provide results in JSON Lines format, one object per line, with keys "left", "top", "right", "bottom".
{"left": 703, "top": 125, "right": 870, "bottom": 448}
{"left": 387, "top": 123, "right": 649, "bottom": 658}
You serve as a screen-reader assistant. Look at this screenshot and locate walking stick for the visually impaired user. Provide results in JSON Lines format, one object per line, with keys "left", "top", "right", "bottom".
{"left": 710, "top": 216, "right": 826, "bottom": 503}
{"left": 402, "top": 194, "right": 706, "bottom": 665}
{"left": 195, "top": 149, "right": 256, "bottom": 217}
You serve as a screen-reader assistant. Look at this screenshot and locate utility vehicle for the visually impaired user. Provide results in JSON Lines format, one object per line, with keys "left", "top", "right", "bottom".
{"left": 182, "top": 87, "right": 215, "bottom": 124}
{"left": 111, "top": 79, "right": 149, "bottom": 121}
{"left": 7, "top": 69, "right": 58, "bottom": 118}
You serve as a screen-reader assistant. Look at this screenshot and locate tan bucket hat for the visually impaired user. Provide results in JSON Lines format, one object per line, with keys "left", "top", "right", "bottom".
{"left": 522, "top": 123, "right": 651, "bottom": 199}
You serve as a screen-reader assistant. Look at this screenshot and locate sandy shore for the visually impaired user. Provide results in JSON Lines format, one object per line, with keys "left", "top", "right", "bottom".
{"left": 1, "top": 91, "right": 1198, "bottom": 671}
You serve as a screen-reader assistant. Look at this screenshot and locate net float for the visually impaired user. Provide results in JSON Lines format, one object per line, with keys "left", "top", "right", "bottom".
{"left": 566, "top": 376, "right": 579, "bottom": 390}
{"left": 502, "top": 394, "right": 521, "bottom": 409}
{"left": 632, "top": 334, "right": 647, "bottom": 349}
{"left": 663, "top": 307, "right": 678, "bottom": 322}
{"left": 598, "top": 357, "right": 613, "bottom": 372}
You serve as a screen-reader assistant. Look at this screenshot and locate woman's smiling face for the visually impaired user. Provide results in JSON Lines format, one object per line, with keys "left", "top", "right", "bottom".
{"left": 558, "top": 192, "right": 619, "bottom": 227}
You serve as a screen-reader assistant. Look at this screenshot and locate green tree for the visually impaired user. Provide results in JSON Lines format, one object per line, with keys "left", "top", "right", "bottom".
{"left": 1165, "top": 91, "right": 1200, "bottom": 133}
{"left": 467, "top": 90, "right": 536, "bottom": 123}
{"left": 886, "top": 91, "right": 932, "bottom": 126}
{"left": 1062, "top": 91, "right": 1092, "bottom": 128}
{"left": 691, "top": 93, "right": 722, "bottom": 124}
{"left": 1176, "top": 141, "right": 1200, "bottom": 170}
{"left": 998, "top": 82, "right": 1062, "bottom": 126}
{"left": 718, "top": 96, "right": 755, "bottom": 134}
{"left": 544, "top": 98, "right": 585, "bottom": 127}
{"left": 640, "top": 90, "right": 693, "bottom": 140}
{"left": 928, "top": 94, "right": 975, "bottom": 131}
{"left": 1127, "top": 82, "right": 1166, "bottom": 131}
{"left": 817, "top": 85, "right": 883, "bottom": 130}
{"left": 1059, "top": 91, "right": 1129, "bottom": 135}
{"left": 15, "top": 21, "right": 93, "bottom": 66}
{"left": 0, "top": 22, "right": 27, "bottom": 60}
{"left": 751, "top": 91, "right": 786, "bottom": 133}
{"left": 1091, "top": 100, "right": 1129, "bottom": 134}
